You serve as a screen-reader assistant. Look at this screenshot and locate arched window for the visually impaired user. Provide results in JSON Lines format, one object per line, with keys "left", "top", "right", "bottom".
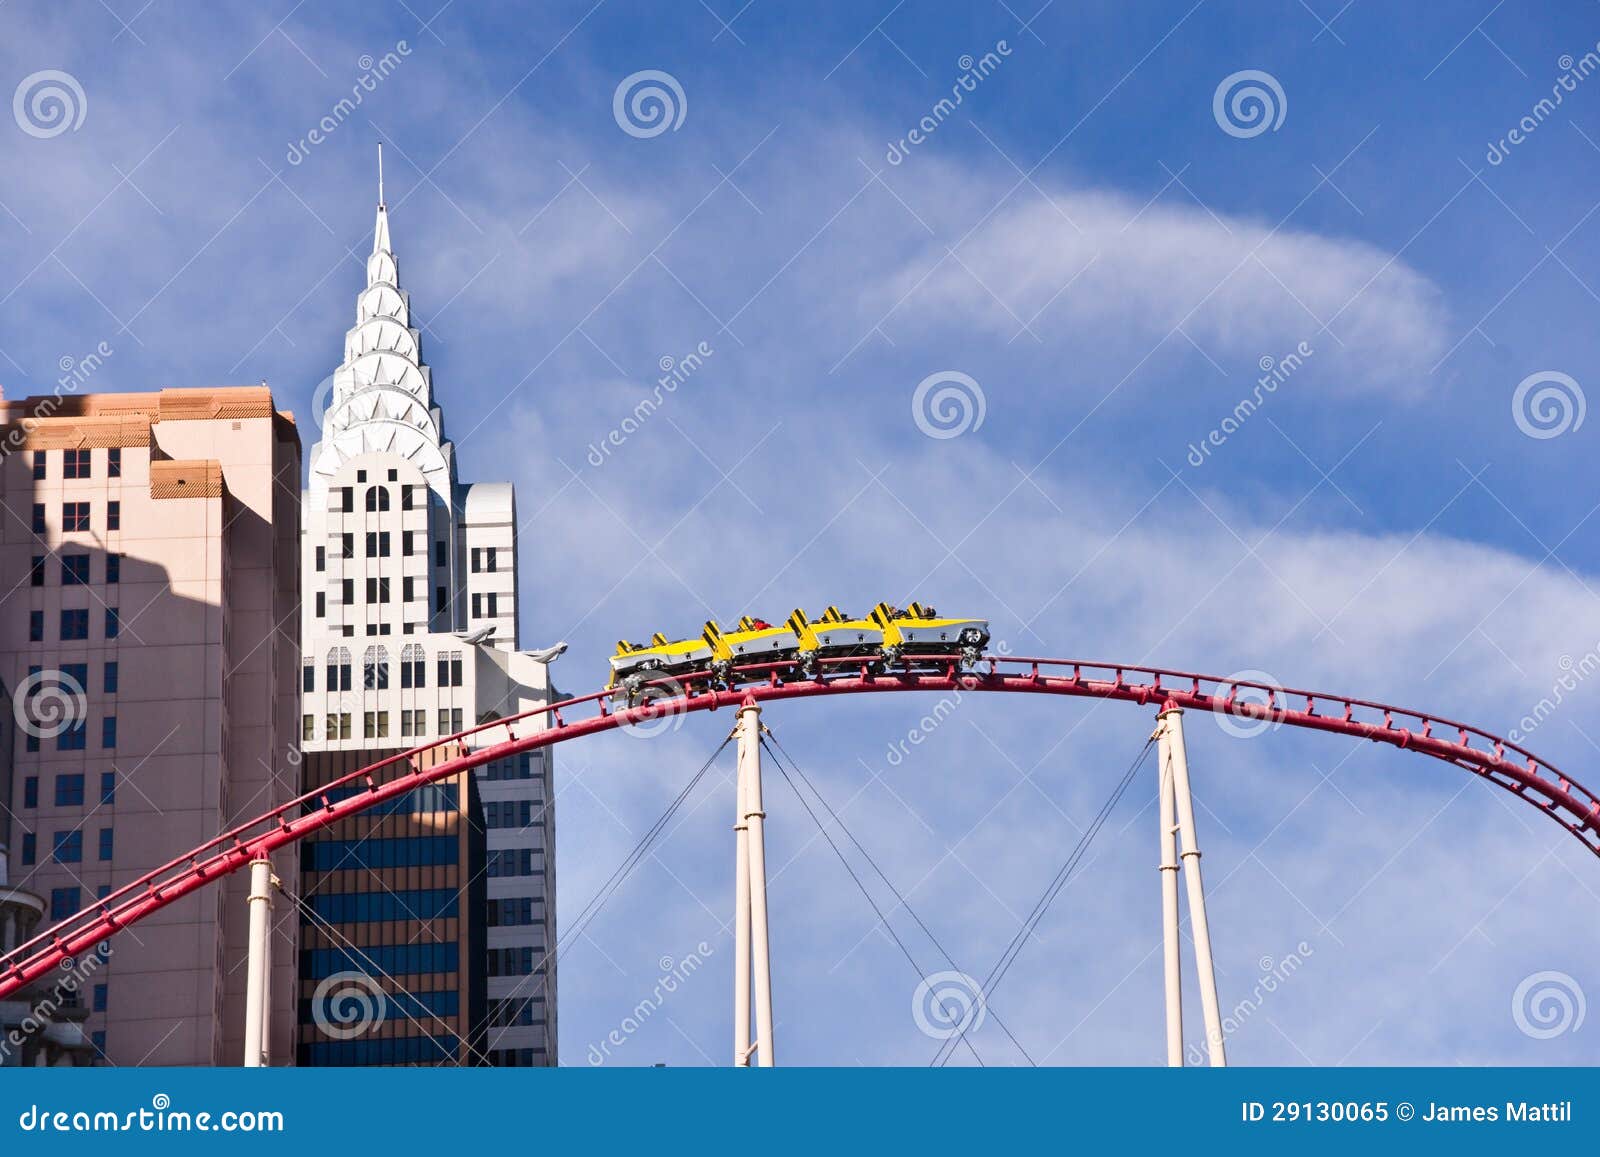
{"left": 400, "top": 643, "right": 426, "bottom": 689}
{"left": 363, "top": 645, "right": 390, "bottom": 691}
{"left": 326, "top": 647, "right": 351, "bottom": 692}
{"left": 365, "top": 486, "right": 391, "bottom": 512}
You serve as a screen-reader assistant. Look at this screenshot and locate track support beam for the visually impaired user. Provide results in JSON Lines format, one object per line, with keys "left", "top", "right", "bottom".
{"left": 242, "top": 856, "right": 274, "bottom": 1068}
{"left": 1156, "top": 702, "right": 1227, "bottom": 1067}
{"left": 735, "top": 700, "right": 776, "bottom": 1066}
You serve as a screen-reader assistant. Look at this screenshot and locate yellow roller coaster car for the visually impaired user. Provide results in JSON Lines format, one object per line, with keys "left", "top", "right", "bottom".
{"left": 869, "top": 602, "right": 990, "bottom": 666}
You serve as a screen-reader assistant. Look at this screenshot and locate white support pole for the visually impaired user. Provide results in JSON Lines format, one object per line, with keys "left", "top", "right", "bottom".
{"left": 1156, "top": 721, "right": 1184, "bottom": 1067}
{"left": 1158, "top": 703, "right": 1227, "bottom": 1067}
{"left": 737, "top": 700, "right": 776, "bottom": 1067}
{"left": 733, "top": 719, "right": 753, "bottom": 1067}
{"left": 242, "top": 856, "right": 274, "bottom": 1068}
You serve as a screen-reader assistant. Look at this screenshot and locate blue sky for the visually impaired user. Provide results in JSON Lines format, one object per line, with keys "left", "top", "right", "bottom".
{"left": 4, "top": 0, "right": 1600, "bottom": 1066}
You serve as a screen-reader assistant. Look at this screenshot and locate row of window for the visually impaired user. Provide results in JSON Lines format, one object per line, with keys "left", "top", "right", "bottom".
{"left": 31, "top": 448, "right": 121, "bottom": 480}
{"left": 485, "top": 848, "right": 543, "bottom": 877}
{"left": 485, "top": 946, "right": 544, "bottom": 978}
{"left": 305, "top": 707, "right": 463, "bottom": 742}
{"left": 47, "top": 885, "right": 116, "bottom": 921}
{"left": 478, "top": 753, "right": 539, "bottom": 781}
{"left": 308, "top": 888, "right": 460, "bottom": 924}
{"left": 18, "top": 825, "right": 113, "bottom": 866}
{"left": 484, "top": 800, "right": 541, "bottom": 830}
{"left": 486, "top": 996, "right": 544, "bottom": 1027}
{"left": 30, "top": 552, "right": 121, "bottom": 586}
{"left": 487, "top": 1047, "right": 549, "bottom": 1066}
{"left": 17, "top": 715, "right": 117, "bottom": 753}
{"left": 315, "top": 783, "right": 458, "bottom": 816}
{"left": 303, "top": 835, "right": 459, "bottom": 873}
{"left": 21, "top": 771, "right": 117, "bottom": 808}
{"left": 326, "top": 481, "right": 427, "bottom": 513}
{"left": 31, "top": 501, "right": 120, "bottom": 535}
{"left": 315, "top": 530, "right": 447, "bottom": 565}
{"left": 28, "top": 607, "right": 121, "bottom": 643}
{"left": 309, "top": 647, "right": 463, "bottom": 693}
{"left": 299, "top": 1034, "right": 457, "bottom": 1066}
{"left": 487, "top": 898, "right": 542, "bottom": 928}
{"left": 295, "top": 988, "right": 459, "bottom": 1023}
{"left": 300, "top": 943, "right": 460, "bottom": 980}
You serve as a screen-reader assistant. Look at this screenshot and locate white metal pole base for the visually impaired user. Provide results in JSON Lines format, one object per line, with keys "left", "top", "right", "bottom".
{"left": 735, "top": 701, "right": 776, "bottom": 1066}
{"left": 242, "top": 856, "right": 274, "bottom": 1068}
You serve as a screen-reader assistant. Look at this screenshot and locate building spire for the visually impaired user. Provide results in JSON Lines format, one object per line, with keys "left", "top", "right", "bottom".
{"left": 377, "top": 141, "right": 385, "bottom": 208}
{"left": 372, "top": 142, "right": 391, "bottom": 257}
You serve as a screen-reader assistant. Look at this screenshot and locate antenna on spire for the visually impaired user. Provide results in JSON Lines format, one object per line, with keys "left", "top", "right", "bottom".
{"left": 377, "top": 142, "right": 385, "bottom": 208}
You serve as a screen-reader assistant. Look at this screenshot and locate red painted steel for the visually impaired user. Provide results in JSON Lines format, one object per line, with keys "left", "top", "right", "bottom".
{"left": 2, "top": 654, "right": 1594, "bottom": 1001}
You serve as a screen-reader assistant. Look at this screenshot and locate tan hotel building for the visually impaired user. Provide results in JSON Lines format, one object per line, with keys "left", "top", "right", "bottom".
{"left": 0, "top": 386, "right": 302, "bottom": 1066}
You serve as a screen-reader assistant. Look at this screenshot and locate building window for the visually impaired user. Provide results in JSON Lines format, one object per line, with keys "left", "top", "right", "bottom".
{"left": 98, "top": 827, "right": 113, "bottom": 861}
{"left": 31, "top": 451, "right": 46, "bottom": 480}
{"left": 28, "top": 610, "right": 44, "bottom": 642}
{"left": 100, "top": 771, "right": 115, "bottom": 805}
{"left": 400, "top": 709, "right": 427, "bottom": 737}
{"left": 435, "top": 586, "right": 447, "bottom": 613}
{"left": 60, "top": 608, "right": 89, "bottom": 640}
{"left": 93, "top": 983, "right": 107, "bottom": 1012}
{"left": 64, "top": 448, "right": 90, "bottom": 478}
{"left": 471, "top": 593, "right": 480, "bottom": 618}
{"left": 437, "top": 707, "right": 462, "bottom": 736}
{"left": 29, "top": 555, "right": 44, "bottom": 586}
{"left": 325, "top": 713, "right": 352, "bottom": 740}
{"left": 104, "top": 607, "right": 120, "bottom": 639}
{"left": 106, "top": 554, "right": 120, "bottom": 584}
{"left": 366, "top": 577, "right": 390, "bottom": 604}
{"left": 53, "top": 831, "right": 83, "bottom": 863}
{"left": 470, "top": 548, "right": 480, "bottom": 573}
{"left": 315, "top": 591, "right": 326, "bottom": 618}
{"left": 437, "top": 651, "right": 462, "bottom": 687}
{"left": 31, "top": 503, "right": 46, "bottom": 534}
{"left": 341, "top": 578, "right": 353, "bottom": 605}
{"left": 51, "top": 887, "right": 81, "bottom": 921}
{"left": 106, "top": 501, "right": 120, "bottom": 531}
{"left": 486, "top": 548, "right": 497, "bottom": 573}
{"left": 362, "top": 646, "right": 389, "bottom": 690}
{"left": 107, "top": 447, "right": 121, "bottom": 477}
{"left": 400, "top": 644, "right": 425, "bottom": 688}
{"left": 21, "top": 833, "right": 36, "bottom": 865}
{"left": 55, "top": 774, "right": 85, "bottom": 806}
{"left": 65, "top": 501, "right": 90, "bottom": 531}
{"left": 365, "top": 486, "right": 390, "bottom": 512}
{"left": 101, "top": 716, "right": 117, "bottom": 748}
{"left": 326, "top": 647, "right": 351, "bottom": 691}
{"left": 57, "top": 722, "right": 86, "bottom": 751}
{"left": 302, "top": 663, "right": 315, "bottom": 693}
{"left": 341, "top": 533, "right": 353, "bottom": 559}
{"left": 486, "top": 592, "right": 498, "bottom": 617}
{"left": 434, "top": 540, "right": 447, "bottom": 568}
{"left": 61, "top": 554, "right": 89, "bottom": 585}
{"left": 23, "top": 776, "right": 38, "bottom": 808}
{"left": 364, "top": 711, "right": 389, "bottom": 739}
{"left": 366, "top": 531, "right": 391, "bottom": 557}
{"left": 403, "top": 530, "right": 416, "bottom": 557}
{"left": 315, "top": 545, "right": 325, "bottom": 572}
{"left": 302, "top": 714, "right": 315, "bottom": 741}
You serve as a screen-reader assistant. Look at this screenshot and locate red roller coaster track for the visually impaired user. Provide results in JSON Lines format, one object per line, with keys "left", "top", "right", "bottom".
{"left": 3, "top": 653, "right": 1597, "bottom": 1001}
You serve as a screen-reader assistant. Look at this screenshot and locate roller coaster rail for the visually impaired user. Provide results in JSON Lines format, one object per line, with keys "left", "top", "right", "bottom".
{"left": 3, "top": 651, "right": 1597, "bottom": 1018}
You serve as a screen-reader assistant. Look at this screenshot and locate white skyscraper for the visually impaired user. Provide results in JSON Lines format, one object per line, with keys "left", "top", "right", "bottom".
{"left": 297, "top": 157, "right": 557, "bottom": 1066}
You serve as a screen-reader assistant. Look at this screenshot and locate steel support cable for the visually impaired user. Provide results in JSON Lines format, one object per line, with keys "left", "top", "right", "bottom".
{"left": 486, "top": 735, "right": 733, "bottom": 1046}
{"left": 283, "top": 883, "right": 495, "bottom": 1067}
{"left": 761, "top": 732, "right": 1037, "bottom": 1066}
{"left": 758, "top": 736, "right": 989, "bottom": 1067}
{"left": 930, "top": 736, "right": 1156, "bottom": 1067}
